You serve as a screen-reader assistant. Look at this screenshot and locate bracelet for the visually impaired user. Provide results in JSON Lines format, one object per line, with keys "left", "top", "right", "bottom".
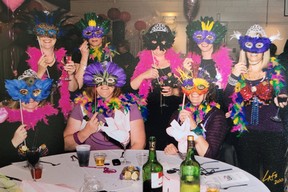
{"left": 228, "top": 75, "right": 238, "bottom": 86}
{"left": 73, "top": 131, "right": 84, "bottom": 145}
{"left": 192, "top": 125, "right": 204, "bottom": 136}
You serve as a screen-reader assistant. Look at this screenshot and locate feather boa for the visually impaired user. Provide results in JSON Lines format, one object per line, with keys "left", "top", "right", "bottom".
{"left": 187, "top": 46, "right": 233, "bottom": 89}
{"left": 75, "top": 92, "right": 148, "bottom": 121}
{"left": 26, "top": 47, "right": 72, "bottom": 118}
{"left": 180, "top": 101, "right": 220, "bottom": 124}
{"left": 4, "top": 104, "right": 58, "bottom": 131}
{"left": 131, "top": 48, "right": 183, "bottom": 98}
{"left": 228, "top": 58, "right": 286, "bottom": 135}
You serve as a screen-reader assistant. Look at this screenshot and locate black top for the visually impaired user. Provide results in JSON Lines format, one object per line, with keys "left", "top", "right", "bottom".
{"left": 0, "top": 112, "right": 65, "bottom": 167}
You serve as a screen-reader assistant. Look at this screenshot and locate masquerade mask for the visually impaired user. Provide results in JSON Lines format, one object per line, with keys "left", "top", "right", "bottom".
{"left": 34, "top": 23, "right": 58, "bottom": 38}
{"left": 82, "top": 26, "right": 104, "bottom": 39}
{"left": 84, "top": 61, "right": 126, "bottom": 87}
{"left": 238, "top": 36, "right": 271, "bottom": 53}
{"left": 177, "top": 68, "right": 209, "bottom": 96}
{"left": 193, "top": 30, "right": 216, "bottom": 44}
{"left": 146, "top": 37, "right": 168, "bottom": 51}
{"left": 143, "top": 23, "right": 175, "bottom": 51}
{"left": 187, "top": 17, "right": 227, "bottom": 45}
{"left": 231, "top": 24, "right": 281, "bottom": 54}
{"left": 76, "top": 13, "right": 110, "bottom": 39}
{"left": 5, "top": 70, "right": 53, "bottom": 103}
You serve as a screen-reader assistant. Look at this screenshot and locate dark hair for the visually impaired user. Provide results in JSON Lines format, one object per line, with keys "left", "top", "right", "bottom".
{"left": 205, "top": 83, "right": 217, "bottom": 103}
{"left": 85, "top": 86, "right": 122, "bottom": 99}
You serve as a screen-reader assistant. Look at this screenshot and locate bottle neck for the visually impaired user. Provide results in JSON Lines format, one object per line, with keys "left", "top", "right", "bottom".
{"left": 148, "top": 141, "right": 157, "bottom": 162}
{"left": 185, "top": 140, "right": 196, "bottom": 161}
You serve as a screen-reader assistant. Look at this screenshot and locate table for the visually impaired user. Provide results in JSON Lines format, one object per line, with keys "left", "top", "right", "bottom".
{"left": 0, "top": 149, "right": 270, "bottom": 192}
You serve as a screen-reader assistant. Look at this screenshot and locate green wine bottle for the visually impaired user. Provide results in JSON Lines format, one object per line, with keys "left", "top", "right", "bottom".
{"left": 180, "top": 135, "right": 200, "bottom": 192}
{"left": 142, "top": 136, "right": 163, "bottom": 192}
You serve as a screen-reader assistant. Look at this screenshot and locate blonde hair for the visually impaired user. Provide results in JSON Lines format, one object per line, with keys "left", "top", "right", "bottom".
{"left": 238, "top": 49, "right": 270, "bottom": 69}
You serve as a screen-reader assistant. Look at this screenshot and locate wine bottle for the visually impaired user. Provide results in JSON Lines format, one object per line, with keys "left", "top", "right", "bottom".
{"left": 180, "top": 135, "right": 200, "bottom": 192}
{"left": 142, "top": 136, "right": 163, "bottom": 192}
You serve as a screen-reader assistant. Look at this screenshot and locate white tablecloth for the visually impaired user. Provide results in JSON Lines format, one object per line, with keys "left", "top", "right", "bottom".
{"left": 0, "top": 149, "right": 270, "bottom": 192}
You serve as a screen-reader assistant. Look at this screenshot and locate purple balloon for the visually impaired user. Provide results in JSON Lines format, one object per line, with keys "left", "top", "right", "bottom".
{"left": 184, "top": 0, "right": 199, "bottom": 21}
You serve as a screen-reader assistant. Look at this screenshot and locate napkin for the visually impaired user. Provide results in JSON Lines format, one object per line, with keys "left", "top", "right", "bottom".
{"left": 100, "top": 109, "right": 130, "bottom": 144}
{"left": 20, "top": 180, "right": 76, "bottom": 192}
{"left": 166, "top": 119, "right": 197, "bottom": 153}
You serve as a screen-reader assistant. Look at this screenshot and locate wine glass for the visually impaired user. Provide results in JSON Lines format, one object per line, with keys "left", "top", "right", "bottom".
{"left": 120, "top": 137, "right": 131, "bottom": 165}
{"left": 62, "top": 54, "right": 72, "bottom": 81}
{"left": 160, "top": 85, "right": 169, "bottom": 108}
{"left": 270, "top": 96, "right": 287, "bottom": 123}
{"left": 26, "top": 148, "right": 40, "bottom": 167}
{"left": 270, "top": 108, "right": 282, "bottom": 122}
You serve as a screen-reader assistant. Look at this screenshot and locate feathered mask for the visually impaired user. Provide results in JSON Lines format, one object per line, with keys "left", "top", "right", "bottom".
{"left": 186, "top": 16, "right": 227, "bottom": 45}
{"left": 84, "top": 61, "right": 126, "bottom": 87}
{"left": 16, "top": 9, "right": 72, "bottom": 38}
{"left": 143, "top": 23, "right": 175, "bottom": 51}
{"left": 230, "top": 24, "right": 281, "bottom": 53}
{"left": 177, "top": 68, "right": 209, "bottom": 96}
{"left": 76, "top": 12, "right": 110, "bottom": 39}
{"left": 5, "top": 69, "right": 53, "bottom": 103}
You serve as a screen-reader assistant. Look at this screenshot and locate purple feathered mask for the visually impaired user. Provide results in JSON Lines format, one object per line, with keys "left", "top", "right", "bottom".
{"left": 84, "top": 61, "right": 126, "bottom": 87}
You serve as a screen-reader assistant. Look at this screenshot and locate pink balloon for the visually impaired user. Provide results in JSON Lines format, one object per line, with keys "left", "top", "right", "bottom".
{"left": 2, "top": 0, "right": 25, "bottom": 12}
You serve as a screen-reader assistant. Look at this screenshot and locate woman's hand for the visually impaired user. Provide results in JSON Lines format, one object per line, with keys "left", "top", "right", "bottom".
{"left": 63, "top": 60, "right": 76, "bottom": 75}
{"left": 79, "top": 40, "right": 90, "bottom": 59}
{"left": 164, "top": 143, "right": 178, "bottom": 155}
{"left": 183, "top": 58, "right": 194, "bottom": 71}
{"left": 179, "top": 109, "right": 197, "bottom": 129}
{"left": 37, "top": 54, "right": 49, "bottom": 78}
{"left": 11, "top": 124, "right": 27, "bottom": 148}
{"left": 232, "top": 62, "right": 247, "bottom": 77}
{"left": 83, "top": 113, "right": 100, "bottom": 135}
{"left": 274, "top": 94, "right": 288, "bottom": 108}
{"left": 142, "top": 68, "right": 159, "bottom": 80}
{"left": 161, "top": 86, "right": 173, "bottom": 97}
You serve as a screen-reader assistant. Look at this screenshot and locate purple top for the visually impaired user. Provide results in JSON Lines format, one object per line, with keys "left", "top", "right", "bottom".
{"left": 224, "top": 77, "right": 286, "bottom": 133}
{"left": 70, "top": 103, "right": 142, "bottom": 150}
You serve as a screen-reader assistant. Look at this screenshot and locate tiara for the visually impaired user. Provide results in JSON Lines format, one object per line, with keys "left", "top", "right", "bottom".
{"left": 149, "top": 23, "right": 168, "bottom": 33}
{"left": 245, "top": 24, "right": 267, "bottom": 37}
{"left": 18, "top": 69, "right": 38, "bottom": 80}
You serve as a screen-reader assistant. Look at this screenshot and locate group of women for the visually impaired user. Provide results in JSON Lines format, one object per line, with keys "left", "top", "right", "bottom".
{"left": 0, "top": 9, "right": 287, "bottom": 192}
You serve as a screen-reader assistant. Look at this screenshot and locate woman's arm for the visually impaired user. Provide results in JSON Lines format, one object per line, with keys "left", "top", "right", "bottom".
{"left": 64, "top": 112, "right": 99, "bottom": 151}
{"left": 199, "top": 109, "right": 228, "bottom": 158}
{"left": 129, "top": 119, "right": 146, "bottom": 149}
{"left": 75, "top": 41, "right": 89, "bottom": 89}
{"left": 130, "top": 68, "right": 158, "bottom": 90}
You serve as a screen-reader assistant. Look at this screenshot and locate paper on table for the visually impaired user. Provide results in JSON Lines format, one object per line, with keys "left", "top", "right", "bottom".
{"left": 203, "top": 171, "right": 249, "bottom": 188}
{"left": 21, "top": 180, "right": 76, "bottom": 192}
{"left": 100, "top": 109, "right": 130, "bottom": 144}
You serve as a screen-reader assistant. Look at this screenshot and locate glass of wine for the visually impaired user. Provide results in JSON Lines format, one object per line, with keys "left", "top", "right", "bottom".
{"left": 26, "top": 148, "right": 40, "bottom": 167}
{"left": 63, "top": 53, "right": 72, "bottom": 81}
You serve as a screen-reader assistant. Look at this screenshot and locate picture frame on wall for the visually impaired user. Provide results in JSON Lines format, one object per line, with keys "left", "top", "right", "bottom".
{"left": 285, "top": 0, "right": 288, "bottom": 16}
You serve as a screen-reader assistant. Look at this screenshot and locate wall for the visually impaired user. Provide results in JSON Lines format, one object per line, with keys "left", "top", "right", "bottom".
{"left": 70, "top": 0, "right": 288, "bottom": 57}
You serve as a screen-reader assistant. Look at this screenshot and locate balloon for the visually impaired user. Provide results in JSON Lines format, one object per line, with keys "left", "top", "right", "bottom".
{"left": 134, "top": 20, "right": 146, "bottom": 31}
{"left": 184, "top": 0, "right": 199, "bottom": 22}
{"left": 2, "top": 0, "right": 24, "bottom": 12}
{"left": 119, "top": 11, "right": 131, "bottom": 23}
{"left": 107, "top": 8, "right": 121, "bottom": 21}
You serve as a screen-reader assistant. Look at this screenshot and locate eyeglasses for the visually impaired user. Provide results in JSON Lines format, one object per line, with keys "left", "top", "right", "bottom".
{"left": 166, "top": 167, "right": 232, "bottom": 176}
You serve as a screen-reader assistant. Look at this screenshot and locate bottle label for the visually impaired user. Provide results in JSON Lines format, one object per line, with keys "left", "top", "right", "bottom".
{"left": 151, "top": 172, "right": 163, "bottom": 189}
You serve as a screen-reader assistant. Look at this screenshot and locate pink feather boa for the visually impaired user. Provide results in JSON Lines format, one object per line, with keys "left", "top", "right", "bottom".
{"left": 26, "top": 47, "right": 72, "bottom": 118}
{"left": 187, "top": 46, "right": 233, "bottom": 89}
{"left": 4, "top": 104, "right": 58, "bottom": 131}
{"left": 131, "top": 48, "right": 183, "bottom": 98}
